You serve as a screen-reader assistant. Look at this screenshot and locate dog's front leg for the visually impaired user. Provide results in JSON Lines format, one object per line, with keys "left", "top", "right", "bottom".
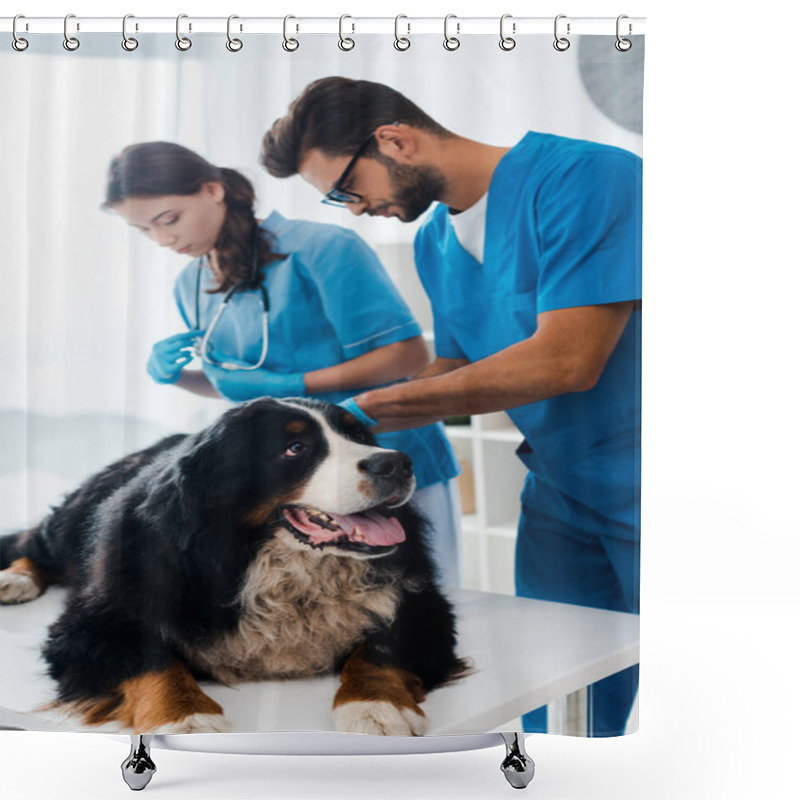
{"left": 332, "top": 646, "right": 429, "bottom": 736}
{"left": 74, "top": 661, "right": 231, "bottom": 734}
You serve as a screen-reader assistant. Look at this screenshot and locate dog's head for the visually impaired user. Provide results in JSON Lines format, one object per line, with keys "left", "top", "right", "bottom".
{"left": 172, "top": 398, "right": 416, "bottom": 559}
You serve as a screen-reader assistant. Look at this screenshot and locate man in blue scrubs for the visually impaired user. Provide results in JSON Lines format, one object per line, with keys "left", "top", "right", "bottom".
{"left": 262, "top": 77, "right": 641, "bottom": 737}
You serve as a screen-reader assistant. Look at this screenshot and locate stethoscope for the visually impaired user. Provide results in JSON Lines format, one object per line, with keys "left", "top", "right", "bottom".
{"left": 193, "top": 225, "right": 270, "bottom": 371}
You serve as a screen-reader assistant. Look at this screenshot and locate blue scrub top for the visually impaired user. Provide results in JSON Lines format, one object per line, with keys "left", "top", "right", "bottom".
{"left": 414, "top": 132, "right": 642, "bottom": 539}
{"left": 174, "top": 211, "right": 459, "bottom": 490}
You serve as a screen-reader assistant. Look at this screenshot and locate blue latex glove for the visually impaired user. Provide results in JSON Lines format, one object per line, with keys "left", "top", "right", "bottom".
{"left": 147, "top": 331, "right": 202, "bottom": 385}
{"left": 338, "top": 397, "right": 379, "bottom": 429}
{"left": 204, "top": 361, "right": 306, "bottom": 402}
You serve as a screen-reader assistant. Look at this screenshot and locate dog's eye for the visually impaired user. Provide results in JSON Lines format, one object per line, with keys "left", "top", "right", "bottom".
{"left": 284, "top": 442, "right": 308, "bottom": 457}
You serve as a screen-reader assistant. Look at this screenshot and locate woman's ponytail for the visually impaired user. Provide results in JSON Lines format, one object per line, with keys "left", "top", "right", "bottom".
{"left": 213, "top": 168, "right": 283, "bottom": 291}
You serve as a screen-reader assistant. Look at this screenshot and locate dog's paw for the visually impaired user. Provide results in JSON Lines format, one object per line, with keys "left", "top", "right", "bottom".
{"left": 0, "top": 570, "right": 42, "bottom": 604}
{"left": 333, "top": 700, "right": 429, "bottom": 736}
{"left": 147, "top": 713, "right": 232, "bottom": 734}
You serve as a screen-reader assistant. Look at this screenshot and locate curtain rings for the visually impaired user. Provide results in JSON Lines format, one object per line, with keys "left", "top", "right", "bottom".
{"left": 499, "top": 14, "right": 516, "bottom": 51}
{"left": 443, "top": 14, "right": 460, "bottom": 51}
{"left": 122, "top": 15, "right": 138, "bottom": 51}
{"left": 175, "top": 14, "right": 192, "bottom": 50}
{"left": 615, "top": 15, "right": 632, "bottom": 51}
{"left": 226, "top": 15, "right": 243, "bottom": 51}
{"left": 394, "top": 15, "right": 411, "bottom": 51}
{"left": 553, "top": 14, "right": 570, "bottom": 51}
{"left": 63, "top": 14, "right": 80, "bottom": 51}
{"left": 283, "top": 15, "right": 299, "bottom": 52}
{"left": 12, "top": 15, "right": 29, "bottom": 52}
{"left": 338, "top": 15, "right": 355, "bottom": 51}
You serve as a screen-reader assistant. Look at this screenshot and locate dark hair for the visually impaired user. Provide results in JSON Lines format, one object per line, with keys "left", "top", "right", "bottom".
{"left": 104, "top": 141, "right": 283, "bottom": 292}
{"left": 261, "top": 77, "right": 451, "bottom": 178}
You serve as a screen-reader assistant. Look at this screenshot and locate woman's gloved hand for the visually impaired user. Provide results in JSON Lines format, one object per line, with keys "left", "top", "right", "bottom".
{"left": 204, "top": 361, "right": 306, "bottom": 402}
{"left": 147, "top": 331, "right": 202, "bottom": 385}
{"left": 338, "top": 397, "right": 379, "bottom": 429}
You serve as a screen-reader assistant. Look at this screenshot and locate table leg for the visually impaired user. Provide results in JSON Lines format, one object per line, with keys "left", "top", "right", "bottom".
{"left": 121, "top": 735, "right": 156, "bottom": 791}
{"left": 499, "top": 732, "right": 535, "bottom": 789}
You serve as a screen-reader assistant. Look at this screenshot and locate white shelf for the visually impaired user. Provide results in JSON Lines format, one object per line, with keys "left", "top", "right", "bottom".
{"left": 442, "top": 424, "right": 474, "bottom": 440}
{"left": 482, "top": 430, "right": 523, "bottom": 444}
{"left": 445, "top": 411, "right": 528, "bottom": 595}
{"left": 486, "top": 525, "right": 520, "bottom": 540}
{"left": 445, "top": 424, "right": 522, "bottom": 445}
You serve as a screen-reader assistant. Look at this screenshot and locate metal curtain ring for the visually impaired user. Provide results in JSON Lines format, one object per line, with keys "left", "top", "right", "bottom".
{"left": 394, "top": 15, "right": 410, "bottom": 51}
{"left": 499, "top": 14, "right": 516, "bottom": 51}
{"left": 176, "top": 14, "right": 192, "bottom": 51}
{"left": 553, "top": 14, "right": 570, "bottom": 51}
{"left": 615, "top": 15, "right": 632, "bottom": 51}
{"left": 12, "top": 15, "right": 29, "bottom": 51}
{"left": 122, "top": 15, "right": 138, "bottom": 51}
{"left": 226, "top": 15, "right": 243, "bottom": 51}
{"left": 63, "top": 14, "right": 80, "bottom": 51}
{"left": 338, "top": 15, "right": 355, "bottom": 51}
{"left": 283, "top": 16, "right": 299, "bottom": 52}
{"left": 443, "top": 14, "right": 460, "bottom": 51}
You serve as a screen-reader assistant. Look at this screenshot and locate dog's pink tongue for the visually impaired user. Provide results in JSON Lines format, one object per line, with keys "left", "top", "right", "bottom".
{"left": 332, "top": 511, "right": 406, "bottom": 546}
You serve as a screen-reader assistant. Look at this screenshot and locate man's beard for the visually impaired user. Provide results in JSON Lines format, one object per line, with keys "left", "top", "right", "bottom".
{"left": 374, "top": 154, "right": 446, "bottom": 222}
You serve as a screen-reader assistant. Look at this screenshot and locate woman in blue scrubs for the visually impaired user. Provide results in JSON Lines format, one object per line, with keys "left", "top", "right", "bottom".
{"left": 103, "top": 141, "right": 462, "bottom": 586}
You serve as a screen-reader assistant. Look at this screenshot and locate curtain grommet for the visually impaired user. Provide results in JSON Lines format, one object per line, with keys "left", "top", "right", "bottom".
{"left": 63, "top": 14, "right": 80, "bottom": 51}
{"left": 394, "top": 15, "right": 411, "bottom": 51}
{"left": 499, "top": 14, "right": 516, "bottom": 51}
{"left": 12, "top": 15, "right": 29, "bottom": 51}
{"left": 282, "top": 15, "right": 299, "bottom": 52}
{"left": 443, "top": 14, "right": 460, "bottom": 51}
{"left": 175, "top": 14, "right": 192, "bottom": 51}
{"left": 226, "top": 15, "right": 243, "bottom": 52}
{"left": 122, "top": 15, "right": 138, "bottom": 51}
{"left": 615, "top": 15, "right": 632, "bottom": 51}
{"left": 553, "top": 15, "right": 570, "bottom": 52}
{"left": 338, "top": 15, "right": 355, "bottom": 51}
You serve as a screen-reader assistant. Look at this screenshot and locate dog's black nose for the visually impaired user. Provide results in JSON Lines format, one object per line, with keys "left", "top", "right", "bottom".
{"left": 360, "top": 452, "right": 413, "bottom": 480}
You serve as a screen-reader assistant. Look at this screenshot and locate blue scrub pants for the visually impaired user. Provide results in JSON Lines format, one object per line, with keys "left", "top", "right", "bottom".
{"left": 515, "top": 476, "right": 640, "bottom": 737}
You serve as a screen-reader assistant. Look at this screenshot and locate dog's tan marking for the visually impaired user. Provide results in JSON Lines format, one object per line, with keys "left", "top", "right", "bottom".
{"left": 78, "top": 661, "right": 223, "bottom": 733}
{"left": 6, "top": 558, "right": 48, "bottom": 590}
{"left": 243, "top": 499, "right": 284, "bottom": 527}
{"left": 357, "top": 479, "right": 376, "bottom": 500}
{"left": 332, "top": 646, "right": 429, "bottom": 735}
{"left": 243, "top": 487, "right": 305, "bottom": 527}
{"left": 333, "top": 646, "right": 426, "bottom": 711}
{"left": 285, "top": 420, "right": 309, "bottom": 434}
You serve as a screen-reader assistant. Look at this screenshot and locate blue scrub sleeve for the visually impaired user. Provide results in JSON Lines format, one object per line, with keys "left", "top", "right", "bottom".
{"left": 297, "top": 230, "right": 422, "bottom": 359}
{"left": 534, "top": 151, "right": 642, "bottom": 312}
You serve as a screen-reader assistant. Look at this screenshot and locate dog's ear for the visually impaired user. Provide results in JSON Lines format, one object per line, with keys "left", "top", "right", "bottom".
{"left": 134, "top": 440, "right": 213, "bottom": 552}
{"left": 170, "top": 441, "right": 218, "bottom": 551}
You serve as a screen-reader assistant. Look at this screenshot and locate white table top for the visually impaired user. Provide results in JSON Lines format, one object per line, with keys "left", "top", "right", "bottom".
{"left": 1, "top": 587, "right": 638, "bottom": 735}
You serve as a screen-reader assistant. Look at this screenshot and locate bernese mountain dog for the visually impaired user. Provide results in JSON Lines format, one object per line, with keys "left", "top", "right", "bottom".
{"left": 0, "top": 398, "right": 468, "bottom": 735}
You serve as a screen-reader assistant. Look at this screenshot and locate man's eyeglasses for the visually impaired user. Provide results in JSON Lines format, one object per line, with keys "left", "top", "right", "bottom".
{"left": 321, "top": 133, "right": 375, "bottom": 207}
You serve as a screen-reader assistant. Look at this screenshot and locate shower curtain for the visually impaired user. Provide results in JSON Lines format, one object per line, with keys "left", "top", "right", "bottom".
{"left": 0, "top": 17, "right": 643, "bottom": 739}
